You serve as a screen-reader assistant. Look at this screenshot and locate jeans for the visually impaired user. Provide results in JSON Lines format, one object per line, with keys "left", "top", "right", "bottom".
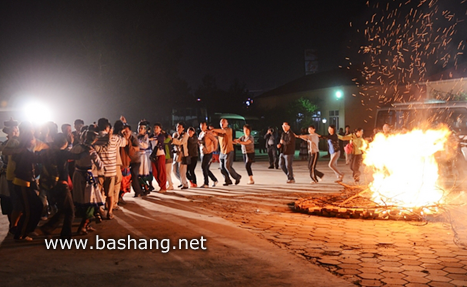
{"left": 279, "top": 153, "right": 294, "bottom": 180}
{"left": 350, "top": 154, "right": 363, "bottom": 180}
{"left": 329, "top": 151, "right": 343, "bottom": 178}
{"left": 186, "top": 156, "right": 198, "bottom": 185}
{"left": 267, "top": 146, "right": 278, "bottom": 168}
{"left": 308, "top": 152, "right": 324, "bottom": 182}
{"left": 201, "top": 153, "right": 218, "bottom": 185}
{"left": 243, "top": 153, "right": 255, "bottom": 176}
{"left": 130, "top": 162, "right": 144, "bottom": 195}
{"left": 219, "top": 151, "right": 241, "bottom": 183}
{"left": 173, "top": 161, "right": 188, "bottom": 187}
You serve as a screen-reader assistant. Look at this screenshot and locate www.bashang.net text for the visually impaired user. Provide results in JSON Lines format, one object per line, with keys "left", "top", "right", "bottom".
{"left": 44, "top": 235, "right": 207, "bottom": 253}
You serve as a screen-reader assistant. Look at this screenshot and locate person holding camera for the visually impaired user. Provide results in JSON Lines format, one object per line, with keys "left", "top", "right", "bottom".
{"left": 264, "top": 127, "right": 278, "bottom": 169}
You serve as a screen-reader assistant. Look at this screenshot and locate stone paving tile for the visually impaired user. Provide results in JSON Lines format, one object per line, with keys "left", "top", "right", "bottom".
{"left": 359, "top": 279, "right": 384, "bottom": 286}
{"left": 446, "top": 273, "right": 467, "bottom": 280}
{"left": 380, "top": 266, "right": 405, "bottom": 273}
{"left": 449, "top": 280, "right": 467, "bottom": 286}
{"left": 378, "top": 256, "right": 401, "bottom": 262}
{"left": 379, "top": 261, "right": 403, "bottom": 267}
{"left": 440, "top": 262, "right": 465, "bottom": 268}
{"left": 422, "top": 263, "right": 446, "bottom": 270}
{"left": 428, "top": 282, "right": 456, "bottom": 287}
{"left": 358, "top": 267, "right": 384, "bottom": 274}
{"left": 402, "top": 270, "right": 429, "bottom": 277}
{"left": 380, "top": 271, "right": 407, "bottom": 279}
{"left": 420, "top": 258, "right": 442, "bottom": 264}
{"left": 403, "top": 275, "right": 430, "bottom": 284}
{"left": 339, "top": 258, "right": 363, "bottom": 264}
{"left": 359, "top": 257, "right": 380, "bottom": 263}
{"left": 381, "top": 277, "right": 408, "bottom": 285}
{"left": 400, "top": 259, "right": 423, "bottom": 266}
{"left": 336, "top": 269, "right": 361, "bottom": 275}
{"left": 425, "top": 269, "right": 449, "bottom": 276}
{"left": 398, "top": 255, "right": 420, "bottom": 260}
{"left": 417, "top": 253, "right": 439, "bottom": 258}
{"left": 443, "top": 267, "right": 467, "bottom": 274}
{"left": 399, "top": 265, "right": 425, "bottom": 271}
{"left": 360, "top": 262, "right": 382, "bottom": 268}
{"left": 425, "top": 274, "right": 454, "bottom": 282}
{"left": 358, "top": 273, "right": 384, "bottom": 280}
{"left": 406, "top": 283, "right": 432, "bottom": 287}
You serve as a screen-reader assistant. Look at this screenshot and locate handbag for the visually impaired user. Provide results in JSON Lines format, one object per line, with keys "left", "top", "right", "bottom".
{"left": 344, "top": 142, "right": 353, "bottom": 154}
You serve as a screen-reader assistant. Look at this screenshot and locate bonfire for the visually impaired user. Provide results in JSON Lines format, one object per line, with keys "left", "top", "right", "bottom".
{"left": 295, "top": 125, "right": 464, "bottom": 221}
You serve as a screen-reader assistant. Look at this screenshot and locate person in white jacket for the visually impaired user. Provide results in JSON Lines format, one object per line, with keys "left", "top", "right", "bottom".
{"left": 172, "top": 122, "right": 189, "bottom": 189}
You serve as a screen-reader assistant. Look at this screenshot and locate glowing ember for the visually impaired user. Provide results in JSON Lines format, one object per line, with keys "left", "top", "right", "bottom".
{"left": 364, "top": 127, "right": 451, "bottom": 208}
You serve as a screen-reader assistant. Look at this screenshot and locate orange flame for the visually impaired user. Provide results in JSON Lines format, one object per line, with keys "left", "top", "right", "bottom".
{"left": 364, "top": 127, "right": 451, "bottom": 208}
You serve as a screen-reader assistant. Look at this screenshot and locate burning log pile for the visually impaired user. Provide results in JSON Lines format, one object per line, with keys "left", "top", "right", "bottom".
{"left": 294, "top": 182, "right": 444, "bottom": 221}
{"left": 295, "top": 126, "right": 464, "bottom": 222}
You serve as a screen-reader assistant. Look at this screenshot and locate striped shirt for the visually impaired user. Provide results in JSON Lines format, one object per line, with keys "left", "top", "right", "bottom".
{"left": 96, "top": 132, "right": 127, "bottom": 177}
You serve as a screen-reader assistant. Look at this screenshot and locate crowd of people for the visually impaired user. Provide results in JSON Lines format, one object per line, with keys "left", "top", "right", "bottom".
{"left": 0, "top": 116, "right": 374, "bottom": 242}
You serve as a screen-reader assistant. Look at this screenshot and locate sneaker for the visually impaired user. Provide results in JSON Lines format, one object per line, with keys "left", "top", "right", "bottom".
{"left": 200, "top": 184, "right": 209, "bottom": 188}
{"left": 235, "top": 176, "right": 241, "bottom": 185}
{"left": 287, "top": 179, "right": 295, "bottom": 183}
{"left": 247, "top": 180, "right": 255, "bottom": 185}
{"left": 212, "top": 181, "right": 218, "bottom": 187}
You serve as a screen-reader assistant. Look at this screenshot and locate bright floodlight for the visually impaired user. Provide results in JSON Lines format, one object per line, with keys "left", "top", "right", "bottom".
{"left": 23, "top": 101, "right": 52, "bottom": 124}
{"left": 335, "top": 90, "right": 343, "bottom": 99}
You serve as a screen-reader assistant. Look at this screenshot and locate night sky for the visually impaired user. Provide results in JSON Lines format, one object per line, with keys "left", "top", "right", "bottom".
{"left": 0, "top": 0, "right": 452, "bottom": 126}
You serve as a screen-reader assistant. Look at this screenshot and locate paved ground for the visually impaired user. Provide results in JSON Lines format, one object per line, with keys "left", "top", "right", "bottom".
{"left": 1, "top": 154, "right": 467, "bottom": 286}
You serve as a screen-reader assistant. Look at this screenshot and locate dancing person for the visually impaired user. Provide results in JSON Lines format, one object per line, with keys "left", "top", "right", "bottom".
{"left": 339, "top": 128, "right": 366, "bottom": 184}
{"left": 71, "top": 130, "right": 105, "bottom": 235}
{"left": 323, "top": 125, "right": 344, "bottom": 182}
{"left": 212, "top": 119, "right": 241, "bottom": 186}
{"left": 186, "top": 127, "right": 199, "bottom": 187}
{"left": 235, "top": 124, "right": 255, "bottom": 184}
{"left": 277, "top": 122, "right": 296, "bottom": 183}
{"left": 296, "top": 125, "right": 324, "bottom": 184}
{"left": 198, "top": 122, "right": 218, "bottom": 188}
{"left": 172, "top": 122, "right": 189, "bottom": 189}
{"left": 151, "top": 123, "right": 167, "bottom": 192}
